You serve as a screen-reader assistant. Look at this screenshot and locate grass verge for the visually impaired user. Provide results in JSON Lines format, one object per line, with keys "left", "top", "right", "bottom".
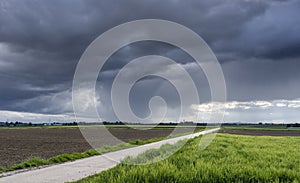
{"left": 75, "top": 134, "right": 300, "bottom": 183}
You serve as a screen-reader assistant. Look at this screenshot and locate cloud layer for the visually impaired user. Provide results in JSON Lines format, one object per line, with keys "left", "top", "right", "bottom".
{"left": 0, "top": 0, "right": 299, "bottom": 123}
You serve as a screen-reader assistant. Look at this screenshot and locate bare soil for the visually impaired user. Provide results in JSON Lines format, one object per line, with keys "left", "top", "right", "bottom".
{"left": 220, "top": 129, "right": 300, "bottom": 136}
{"left": 0, "top": 127, "right": 189, "bottom": 167}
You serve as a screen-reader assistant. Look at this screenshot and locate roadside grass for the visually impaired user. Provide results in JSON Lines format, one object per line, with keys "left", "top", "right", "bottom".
{"left": 127, "top": 127, "right": 204, "bottom": 146}
{"left": 0, "top": 128, "right": 205, "bottom": 173}
{"left": 75, "top": 134, "right": 300, "bottom": 183}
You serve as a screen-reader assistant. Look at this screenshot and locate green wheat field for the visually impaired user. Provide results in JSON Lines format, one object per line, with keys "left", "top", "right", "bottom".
{"left": 75, "top": 134, "right": 300, "bottom": 183}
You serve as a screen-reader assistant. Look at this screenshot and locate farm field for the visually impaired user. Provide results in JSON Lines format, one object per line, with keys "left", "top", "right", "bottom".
{"left": 220, "top": 129, "right": 300, "bottom": 136}
{"left": 0, "top": 126, "right": 197, "bottom": 168}
{"left": 75, "top": 133, "right": 300, "bottom": 183}
{"left": 220, "top": 125, "right": 300, "bottom": 136}
{"left": 221, "top": 125, "right": 300, "bottom": 131}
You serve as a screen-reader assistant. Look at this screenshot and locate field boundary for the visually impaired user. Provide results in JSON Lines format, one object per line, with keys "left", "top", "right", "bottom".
{"left": 220, "top": 129, "right": 300, "bottom": 136}
{"left": 0, "top": 128, "right": 219, "bottom": 183}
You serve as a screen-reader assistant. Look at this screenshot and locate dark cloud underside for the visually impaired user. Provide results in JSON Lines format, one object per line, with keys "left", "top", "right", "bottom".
{"left": 0, "top": 0, "right": 299, "bottom": 122}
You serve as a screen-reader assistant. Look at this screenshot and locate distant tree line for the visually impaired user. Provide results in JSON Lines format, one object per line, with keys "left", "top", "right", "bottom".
{"left": 287, "top": 123, "right": 300, "bottom": 127}
{"left": 0, "top": 121, "right": 78, "bottom": 127}
{"left": 0, "top": 121, "right": 299, "bottom": 128}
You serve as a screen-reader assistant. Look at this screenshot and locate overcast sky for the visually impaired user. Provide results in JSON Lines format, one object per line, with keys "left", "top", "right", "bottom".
{"left": 0, "top": 0, "right": 299, "bottom": 123}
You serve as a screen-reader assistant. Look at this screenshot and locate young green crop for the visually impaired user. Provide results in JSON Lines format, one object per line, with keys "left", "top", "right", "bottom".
{"left": 75, "top": 134, "right": 300, "bottom": 183}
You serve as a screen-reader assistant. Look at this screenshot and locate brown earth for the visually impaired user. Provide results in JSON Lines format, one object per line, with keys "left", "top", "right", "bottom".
{"left": 0, "top": 127, "right": 191, "bottom": 167}
{"left": 220, "top": 129, "right": 300, "bottom": 136}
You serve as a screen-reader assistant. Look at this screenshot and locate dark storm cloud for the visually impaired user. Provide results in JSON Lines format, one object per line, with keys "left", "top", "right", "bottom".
{"left": 231, "top": 0, "right": 300, "bottom": 60}
{"left": 0, "top": 0, "right": 272, "bottom": 62}
{"left": 223, "top": 57, "right": 300, "bottom": 101}
{"left": 0, "top": 0, "right": 299, "bottom": 116}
